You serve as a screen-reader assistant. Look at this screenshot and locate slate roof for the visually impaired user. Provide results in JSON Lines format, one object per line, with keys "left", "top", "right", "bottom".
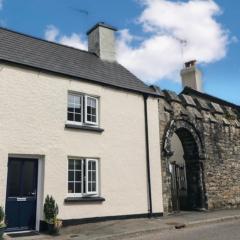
{"left": 182, "top": 87, "right": 240, "bottom": 110}
{"left": 0, "top": 27, "right": 158, "bottom": 96}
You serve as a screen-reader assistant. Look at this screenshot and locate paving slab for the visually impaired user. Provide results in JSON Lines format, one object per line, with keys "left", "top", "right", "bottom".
{"left": 5, "top": 209, "right": 240, "bottom": 240}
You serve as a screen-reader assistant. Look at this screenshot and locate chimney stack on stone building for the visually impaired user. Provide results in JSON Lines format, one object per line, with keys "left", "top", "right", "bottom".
{"left": 87, "top": 22, "right": 117, "bottom": 62}
{"left": 181, "top": 60, "right": 203, "bottom": 92}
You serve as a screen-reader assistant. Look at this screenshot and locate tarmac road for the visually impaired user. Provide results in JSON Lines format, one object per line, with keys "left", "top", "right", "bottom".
{"left": 123, "top": 219, "right": 240, "bottom": 240}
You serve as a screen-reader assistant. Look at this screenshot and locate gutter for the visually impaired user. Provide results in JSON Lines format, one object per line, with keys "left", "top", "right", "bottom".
{"left": 143, "top": 94, "right": 153, "bottom": 218}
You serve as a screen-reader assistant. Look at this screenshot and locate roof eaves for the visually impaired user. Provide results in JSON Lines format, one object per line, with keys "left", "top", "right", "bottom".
{"left": 0, "top": 59, "right": 159, "bottom": 97}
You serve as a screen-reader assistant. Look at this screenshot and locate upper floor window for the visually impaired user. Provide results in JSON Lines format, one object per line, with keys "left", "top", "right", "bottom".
{"left": 68, "top": 94, "right": 83, "bottom": 124}
{"left": 67, "top": 93, "right": 99, "bottom": 126}
{"left": 85, "top": 96, "right": 98, "bottom": 125}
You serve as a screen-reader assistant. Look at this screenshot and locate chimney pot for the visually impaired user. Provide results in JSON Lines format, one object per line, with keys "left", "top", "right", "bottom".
{"left": 185, "top": 60, "right": 196, "bottom": 68}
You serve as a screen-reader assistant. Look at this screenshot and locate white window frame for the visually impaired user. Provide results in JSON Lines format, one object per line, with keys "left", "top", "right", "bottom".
{"left": 86, "top": 159, "right": 99, "bottom": 195}
{"left": 67, "top": 159, "right": 84, "bottom": 198}
{"left": 67, "top": 94, "right": 84, "bottom": 126}
{"left": 67, "top": 158, "right": 99, "bottom": 198}
{"left": 85, "top": 95, "right": 99, "bottom": 126}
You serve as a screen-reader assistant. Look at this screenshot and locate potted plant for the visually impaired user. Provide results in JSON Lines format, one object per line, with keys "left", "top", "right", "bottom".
{"left": 0, "top": 206, "right": 6, "bottom": 240}
{"left": 43, "top": 195, "right": 62, "bottom": 235}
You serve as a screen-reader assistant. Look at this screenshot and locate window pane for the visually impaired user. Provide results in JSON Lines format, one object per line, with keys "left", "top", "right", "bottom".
{"left": 88, "top": 183, "right": 91, "bottom": 192}
{"left": 75, "top": 171, "right": 82, "bottom": 181}
{"left": 92, "top": 161, "right": 96, "bottom": 170}
{"left": 68, "top": 171, "right": 74, "bottom": 181}
{"left": 68, "top": 183, "right": 74, "bottom": 193}
{"left": 74, "top": 96, "right": 80, "bottom": 105}
{"left": 92, "top": 172, "right": 96, "bottom": 181}
{"left": 92, "top": 99, "right": 96, "bottom": 108}
{"left": 68, "top": 112, "right": 74, "bottom": 121}
{"left": 88, "top": 171, "right": 91, "bottom": 181}
{"left": 88, "top": 161, "right": 92, "bottom": 170}
{"left": 87, "top": 106, "right": 91, "bottom": 114}
{"left": 68, "top": 95, "right": 75, "bottom": 104}
{"left": 87, "top": 98, "right": 91, "bottom": 106}
{"left": 92, "top": 116, "right": 96, "bottom": 123}
{"left": 75, "top": 183, "right": 81, "bottom": 193}
{"left": 92, "top": 183, "right": 96, "bottom": 192}
{"left": 75, "top": 114, "right": 81, "bottom": 122}
{"left": 68, "top": 104, "right": 74, "bottom": 112}
{"left": 75, "top": 160, "right": 82, "bottom": 170}
{"left": 75, "top": 106, "right": 81, "bottom": 114}
{"left": 87, "top": 115, "right": 91, "bottom": 122}
{"left": 68, "top": 160, "right": 74, "bottom": 170}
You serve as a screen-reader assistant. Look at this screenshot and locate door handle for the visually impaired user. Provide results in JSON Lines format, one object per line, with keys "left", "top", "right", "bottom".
{"left": 30, "top": 191, "right": 37, "bottom": 196}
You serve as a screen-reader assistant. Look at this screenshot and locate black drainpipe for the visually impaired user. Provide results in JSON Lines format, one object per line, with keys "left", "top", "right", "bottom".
{"left": 143, "top": 94, "right": 153, "bottom": 218}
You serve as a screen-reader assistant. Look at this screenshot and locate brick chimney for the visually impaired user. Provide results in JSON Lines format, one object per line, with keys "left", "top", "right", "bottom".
{"left": 181, "top": 60, "right": 203, "bottom": 92}
{"left": 87, "top": 22, "right": 117, "bottom": 62}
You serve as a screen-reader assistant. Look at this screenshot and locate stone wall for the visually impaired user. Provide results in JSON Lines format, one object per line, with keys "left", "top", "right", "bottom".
{"left": 159, "top": 89, "right": 240, "bottom": 213}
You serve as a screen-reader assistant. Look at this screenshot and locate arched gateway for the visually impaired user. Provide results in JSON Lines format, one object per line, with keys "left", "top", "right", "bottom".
{"left": 162, "top": 119, "right": 207, "bottom": 212}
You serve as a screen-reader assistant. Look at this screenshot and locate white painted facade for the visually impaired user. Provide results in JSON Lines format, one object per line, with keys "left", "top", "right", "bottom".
{"left": 0, "top": 63, "right": 163, "bottom": 229}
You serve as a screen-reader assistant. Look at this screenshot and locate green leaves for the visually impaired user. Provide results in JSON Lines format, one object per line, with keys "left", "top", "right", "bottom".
{"left": 43, "top": 195, "right": 59, "bottom": 223}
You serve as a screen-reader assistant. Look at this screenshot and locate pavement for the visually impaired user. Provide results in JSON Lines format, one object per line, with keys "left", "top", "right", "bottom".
{"left": 123, "top": 219, "right": 240, "bottom": 240}
{"left": 4, "top": 209, "right": 240, "bottom": 240}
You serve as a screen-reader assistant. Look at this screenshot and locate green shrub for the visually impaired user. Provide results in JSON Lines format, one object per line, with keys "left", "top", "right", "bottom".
{"left": 0, "top": 206, "right": 5, "bottom": 227}
{"left": 43, "top": 195, "right": 59, "bottom": 224}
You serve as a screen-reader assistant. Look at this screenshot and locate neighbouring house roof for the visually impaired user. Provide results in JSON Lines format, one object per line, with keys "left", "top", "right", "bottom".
{"left": 0, "top": 27, "right": 158, "bottom": 96}
{"left": 181, "top": 87, "right": 240, "bottom": 111}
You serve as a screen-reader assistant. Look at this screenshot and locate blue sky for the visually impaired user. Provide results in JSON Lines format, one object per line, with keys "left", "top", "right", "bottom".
{"left": 0, "top": 0, "right": 239, "bottom": 104}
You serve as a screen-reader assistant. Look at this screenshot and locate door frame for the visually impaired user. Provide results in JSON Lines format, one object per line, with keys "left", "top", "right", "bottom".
{"left": 7, "top": 154, "right": 44, "bottom": 231}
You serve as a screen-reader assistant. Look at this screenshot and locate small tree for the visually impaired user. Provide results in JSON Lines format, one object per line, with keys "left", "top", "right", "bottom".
{"left": 43, "top": 195, "right": 59, "bottom": 224}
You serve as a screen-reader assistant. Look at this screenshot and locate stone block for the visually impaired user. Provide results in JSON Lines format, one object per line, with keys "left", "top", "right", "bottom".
{"left": 180, "top": 94, "right": 196, "bottom": 107}
{"left": 210, "top": 102, "right": 224, "bottom": 114}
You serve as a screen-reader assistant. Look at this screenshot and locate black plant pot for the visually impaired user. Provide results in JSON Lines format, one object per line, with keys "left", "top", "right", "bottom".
{"left": 0, "top": 226, "right": 6, "bottom": 240}
{"left": 48, "top": 223, "right": 60, "bottom": 235}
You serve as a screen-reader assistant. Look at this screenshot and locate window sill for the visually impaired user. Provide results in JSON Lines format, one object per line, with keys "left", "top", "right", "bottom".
{"left": 64, "top": 196, "right": 105, "bottom": 203}
{"left": 65, "top": 123, "right": 104, "bottom": 133}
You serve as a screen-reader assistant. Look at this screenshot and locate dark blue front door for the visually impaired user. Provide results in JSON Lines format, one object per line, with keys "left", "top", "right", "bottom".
{"left": 6, "top": 158, "right": 38, "bottom": 231}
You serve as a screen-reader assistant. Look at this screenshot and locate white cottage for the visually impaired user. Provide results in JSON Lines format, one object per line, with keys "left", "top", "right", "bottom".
{"left": 0, "top": 22, "right": 163, "bottom": 231}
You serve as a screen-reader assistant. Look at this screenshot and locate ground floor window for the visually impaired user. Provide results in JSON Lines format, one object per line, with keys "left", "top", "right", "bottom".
{"left": 68, "top": 158, "right": 99, "bottom": 197}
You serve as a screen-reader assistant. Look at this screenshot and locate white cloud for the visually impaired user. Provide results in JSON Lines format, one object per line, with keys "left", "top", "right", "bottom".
{"left": 117, "top": 0, "right": 229, "bottom": 84}
{"left": 45, "top": 25, "right": 59, "bottom": 42}
{"left": 45, "top": 1, "right": 230, "bottom": 84}
{"left": 44, "top": 25, "right": 87, "bottom": 50}
{"left": 59, "top": 33, "right": 87, "bottom": 50}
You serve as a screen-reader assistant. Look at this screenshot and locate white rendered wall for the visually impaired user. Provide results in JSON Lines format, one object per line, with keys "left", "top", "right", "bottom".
{"left": 0, "top": 63, "right": 163, "bottom": 222}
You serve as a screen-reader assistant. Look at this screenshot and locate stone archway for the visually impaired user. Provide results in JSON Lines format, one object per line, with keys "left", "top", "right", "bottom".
{"left": 162, "top": 119, "right": 207, "bottom": 212}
